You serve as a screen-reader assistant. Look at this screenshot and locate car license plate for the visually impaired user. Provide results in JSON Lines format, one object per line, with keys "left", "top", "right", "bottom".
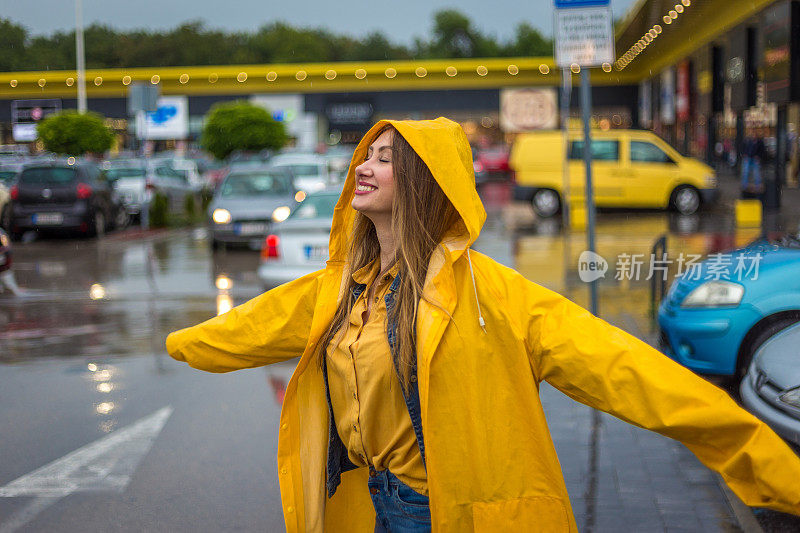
{"left": 234, "top": 222, "right": 267, "bottom": 236}
{"left": 304, "top": 244, "right": 328, "bottom": 261}
{"left": 33, "top": 213, "right": 63, "bottom": 225}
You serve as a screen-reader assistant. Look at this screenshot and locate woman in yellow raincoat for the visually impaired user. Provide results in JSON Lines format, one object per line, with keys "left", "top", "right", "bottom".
{"left": 167, "top": 118, "right": 800, "bottom": 532}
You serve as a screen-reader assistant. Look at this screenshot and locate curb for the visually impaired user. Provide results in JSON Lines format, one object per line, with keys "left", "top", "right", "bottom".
{"left": 715, "top": 474, "right": 764, "bottom": 533}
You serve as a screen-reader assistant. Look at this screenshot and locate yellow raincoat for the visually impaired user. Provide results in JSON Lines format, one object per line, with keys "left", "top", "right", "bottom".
{"left": 167, "top": 118, "right": 800, "bottom": 531}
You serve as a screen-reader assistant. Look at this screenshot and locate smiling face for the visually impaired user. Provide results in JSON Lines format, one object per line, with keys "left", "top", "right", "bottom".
{"left": 351, "top": 129, "right": 396, "bottom": 221}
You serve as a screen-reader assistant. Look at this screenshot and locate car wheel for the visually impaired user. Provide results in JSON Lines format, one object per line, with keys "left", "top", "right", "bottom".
{"left": 736, "top": 313, "right": 800, "bottom": 381}
{"left": 532, "top": 189, "right": 561, "bottom": 218}
{"left": 90, "top": 212, "right": 106, "bottom": 238}
{"left": 671, "top": 186, "right": 701, "bottom": 215}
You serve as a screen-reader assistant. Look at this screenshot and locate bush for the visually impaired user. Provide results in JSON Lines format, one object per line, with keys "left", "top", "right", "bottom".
{"left": 36, "top": 111, "right": 114, "bottom": 156}
{"left": 149, "top": 192, "right": 170, "bottom": 228}
{"left": 201, "top": 101, "right": 288, "bottom": 160}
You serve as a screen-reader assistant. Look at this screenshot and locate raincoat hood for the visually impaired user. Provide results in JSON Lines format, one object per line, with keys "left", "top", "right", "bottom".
{"left": 329, "top": 117, "right": 486, "bottom": 264}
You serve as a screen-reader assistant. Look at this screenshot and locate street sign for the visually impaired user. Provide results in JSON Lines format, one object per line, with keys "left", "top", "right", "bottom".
{"left": 11, "top": 99, "right": 62, "bottom": 142}
{"left": 500, "top": 88, "right": 558, "bottom": 131}
{"left": 554, "top": 5, "right": 615, "bottom": 67}
{"left": 136, "top": 96, "right": 189, "bottom": 140}
{"left": 127, "top": 83, "right": 159, "bottom": 115}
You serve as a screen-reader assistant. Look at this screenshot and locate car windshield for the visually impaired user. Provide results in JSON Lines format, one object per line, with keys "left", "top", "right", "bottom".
{"left": 0, "top": 171, "right": 16, "bottom": 184}
{"left": 289, "top": 193, "right": 339, "bottom": 220}
{"left": 281, "top": 164, "right": 321, "bottom": 177}
{"left": 19, "top": 167, "right": 77, "bottom": 184}
{"left": 220, "top": 172, "right": 291, "bottom": 197}
{"left": 107, "top": 168, "right": 146, "bottom": 181}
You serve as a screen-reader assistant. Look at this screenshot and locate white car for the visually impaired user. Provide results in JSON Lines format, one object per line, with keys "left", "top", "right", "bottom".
{"left": 268, "top": 153, "right": 335, "bottom": 195}
{"left": 257, "top": 189, "right": 340, "bottom": 288}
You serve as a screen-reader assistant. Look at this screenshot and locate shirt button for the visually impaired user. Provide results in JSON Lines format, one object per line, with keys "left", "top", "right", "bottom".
{"left": 353, "top": 424, "right": 358, "bottom": 432}
{"left": 287, "top": 506, "right": 295, "bottom": 514}
{"left": 280, "top": 468, "right": 288, "bottom": 475}
{"left": 281, "top": 423, "right": 288, "bottom": 430}
{"left": 410, "top": 375, "right": 417, "bottom": 382}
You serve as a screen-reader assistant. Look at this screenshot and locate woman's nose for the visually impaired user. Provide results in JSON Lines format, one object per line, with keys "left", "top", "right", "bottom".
{"left": 355, "top": 161, "right": 371, "bottom": 176}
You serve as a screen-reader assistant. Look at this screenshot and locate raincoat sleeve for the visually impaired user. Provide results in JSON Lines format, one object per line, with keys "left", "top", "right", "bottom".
{"left": 166, "top": 270, "right": 322, "bottom": 372}
{"left": 514, "top": 277, "right": 800, "bottom": 515}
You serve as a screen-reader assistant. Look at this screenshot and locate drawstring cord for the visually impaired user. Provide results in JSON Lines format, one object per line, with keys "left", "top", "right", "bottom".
{"left": 466, "top": 248, "right": 487, "bottom": 333}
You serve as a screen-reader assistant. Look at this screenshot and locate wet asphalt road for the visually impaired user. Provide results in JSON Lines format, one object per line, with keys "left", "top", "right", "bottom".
{"left": 1, "top": 177, "right": 799, "bottom": 532}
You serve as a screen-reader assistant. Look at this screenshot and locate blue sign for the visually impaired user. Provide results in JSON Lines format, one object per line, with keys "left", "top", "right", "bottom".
{"left": 554, "top": 0, "right": 609, "bottom": 7}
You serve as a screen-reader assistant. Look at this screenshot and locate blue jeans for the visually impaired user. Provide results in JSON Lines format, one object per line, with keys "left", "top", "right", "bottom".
{"left": 368, "top": 467, "right": 431, "bottom": 533}
{"left": 741, "top": 156, "right": 762, "bottom": 187}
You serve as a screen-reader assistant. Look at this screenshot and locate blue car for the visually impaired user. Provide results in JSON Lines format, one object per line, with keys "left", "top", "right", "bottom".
{"left": 658, "top": 235, "right": 800, "bottom": 379}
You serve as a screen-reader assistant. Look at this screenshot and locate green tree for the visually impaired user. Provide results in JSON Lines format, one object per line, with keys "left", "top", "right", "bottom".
{"left": 201, "top": 101, "right": 288, "bottom": 160}
{"left": 504, "top": 23, "right": 552, "bottom": 57}
{"left": 423, "top": 9, "right": 497, "bottom": 58}
{"left": 0, "top": 18, "right": 28, "bottom": 71}
{"left": 37, "top": 111, "right": 114, "bottom": 156}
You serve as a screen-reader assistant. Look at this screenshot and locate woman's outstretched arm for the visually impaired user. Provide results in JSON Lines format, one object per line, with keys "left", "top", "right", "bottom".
{"left": 509, "top": 273, "right": 800, "bottom": 515}
{"left": 166, "top": 270, "right": 322, "bottom": 372}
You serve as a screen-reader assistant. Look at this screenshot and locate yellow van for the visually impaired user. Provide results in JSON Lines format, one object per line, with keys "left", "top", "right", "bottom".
{"left": 510, "top": 129, "right": 718, "bottom": 217}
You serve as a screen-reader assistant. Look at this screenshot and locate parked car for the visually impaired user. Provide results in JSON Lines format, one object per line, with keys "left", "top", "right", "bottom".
{"left": 0, "top": 162, "right": 22, "bottom": 186}
{"left": 107, "top": 159, "right": 194, "bottom": 220}
{"left": 471, "top": 147, "right": 489, "bottom": 185}
{"left": 8, "top": 161, "right": 124, "bottom": 239}
{"left": 740, "top": 323, "right": 800, "bottom": 447}
{"left": 208, "top": 167, "right": 296, "bottom": 250}
{"left": 269, "top": 153, "right": 334, "bottom": 195}
{"left": 475, "top": 145, "right": 511, "bottom": 179}
{"left": 156, "top": 157, "right": 205, "bottom": 191}
{"left": 658, "top": 234, "right": 800, "bottom": 379}
{"left": 258, "top": 189, "right": 340, "bottom": 288}
{"left": 510, "top": 129, "right": 718, "bottom": 217}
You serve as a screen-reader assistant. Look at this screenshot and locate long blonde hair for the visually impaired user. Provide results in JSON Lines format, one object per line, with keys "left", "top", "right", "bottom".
{"left": 315, "top": 125, "right": 459, "bottom": 388}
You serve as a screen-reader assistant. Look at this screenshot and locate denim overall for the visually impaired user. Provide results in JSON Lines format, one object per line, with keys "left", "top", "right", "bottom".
{"left": 320, "top": 272, "right": 427, "bottom": 500}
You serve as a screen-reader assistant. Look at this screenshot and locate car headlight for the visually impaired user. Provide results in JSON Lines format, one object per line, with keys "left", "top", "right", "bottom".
{"left": 704, "top": 174, "right": 717, "bottom": 188}
{"left": 779, "top": 387, "right": 800, "bottom": 409}
{"left": 681, "top": 281, "right": 744, "bottom": 307}
{"left": 271, "top": 206, "right": 291, "bottom": 223}
{"left": 212, "top": 208, "right": 231, "bottom": 224}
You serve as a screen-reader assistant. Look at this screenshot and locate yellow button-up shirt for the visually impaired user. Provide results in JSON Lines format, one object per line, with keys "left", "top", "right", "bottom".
{"left": 326, "top": 259, "right": 427, "bottom": 495}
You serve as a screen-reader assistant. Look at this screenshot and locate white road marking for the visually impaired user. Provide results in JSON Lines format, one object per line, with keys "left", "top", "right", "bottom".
{"left": 0, "top": 406, "right": 173, "bottom": 532}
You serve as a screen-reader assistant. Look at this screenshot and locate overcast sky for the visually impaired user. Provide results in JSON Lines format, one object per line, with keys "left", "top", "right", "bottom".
{"left": 2, "top": 0, "right": 637, "bottom": 45}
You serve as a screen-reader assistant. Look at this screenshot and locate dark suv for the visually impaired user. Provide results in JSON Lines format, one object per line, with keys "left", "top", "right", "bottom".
{"left": 9, "top": 161, "right": 123, "bottom": 240}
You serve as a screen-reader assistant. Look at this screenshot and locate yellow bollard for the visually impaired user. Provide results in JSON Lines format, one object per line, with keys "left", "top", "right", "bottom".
{"left": 568, "top": 200, "right": 587, "bottom": 231}
{"left": 735, "top": 199, "right": 762, "bottom": 227}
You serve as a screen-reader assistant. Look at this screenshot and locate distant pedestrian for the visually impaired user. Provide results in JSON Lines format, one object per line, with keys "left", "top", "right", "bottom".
{"left": 167, "top": 118, "right": 800, "bottom": 532}
{"left": 741, "top": 127, "right": 765, "bottom": 192}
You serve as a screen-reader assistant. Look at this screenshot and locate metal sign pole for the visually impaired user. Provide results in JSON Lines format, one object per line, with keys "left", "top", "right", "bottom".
{"left": 75, "top": 0, "right": 87, "bottom": 113}
{"left": 580, "top": 67, "right": 599, "bottom": 316}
